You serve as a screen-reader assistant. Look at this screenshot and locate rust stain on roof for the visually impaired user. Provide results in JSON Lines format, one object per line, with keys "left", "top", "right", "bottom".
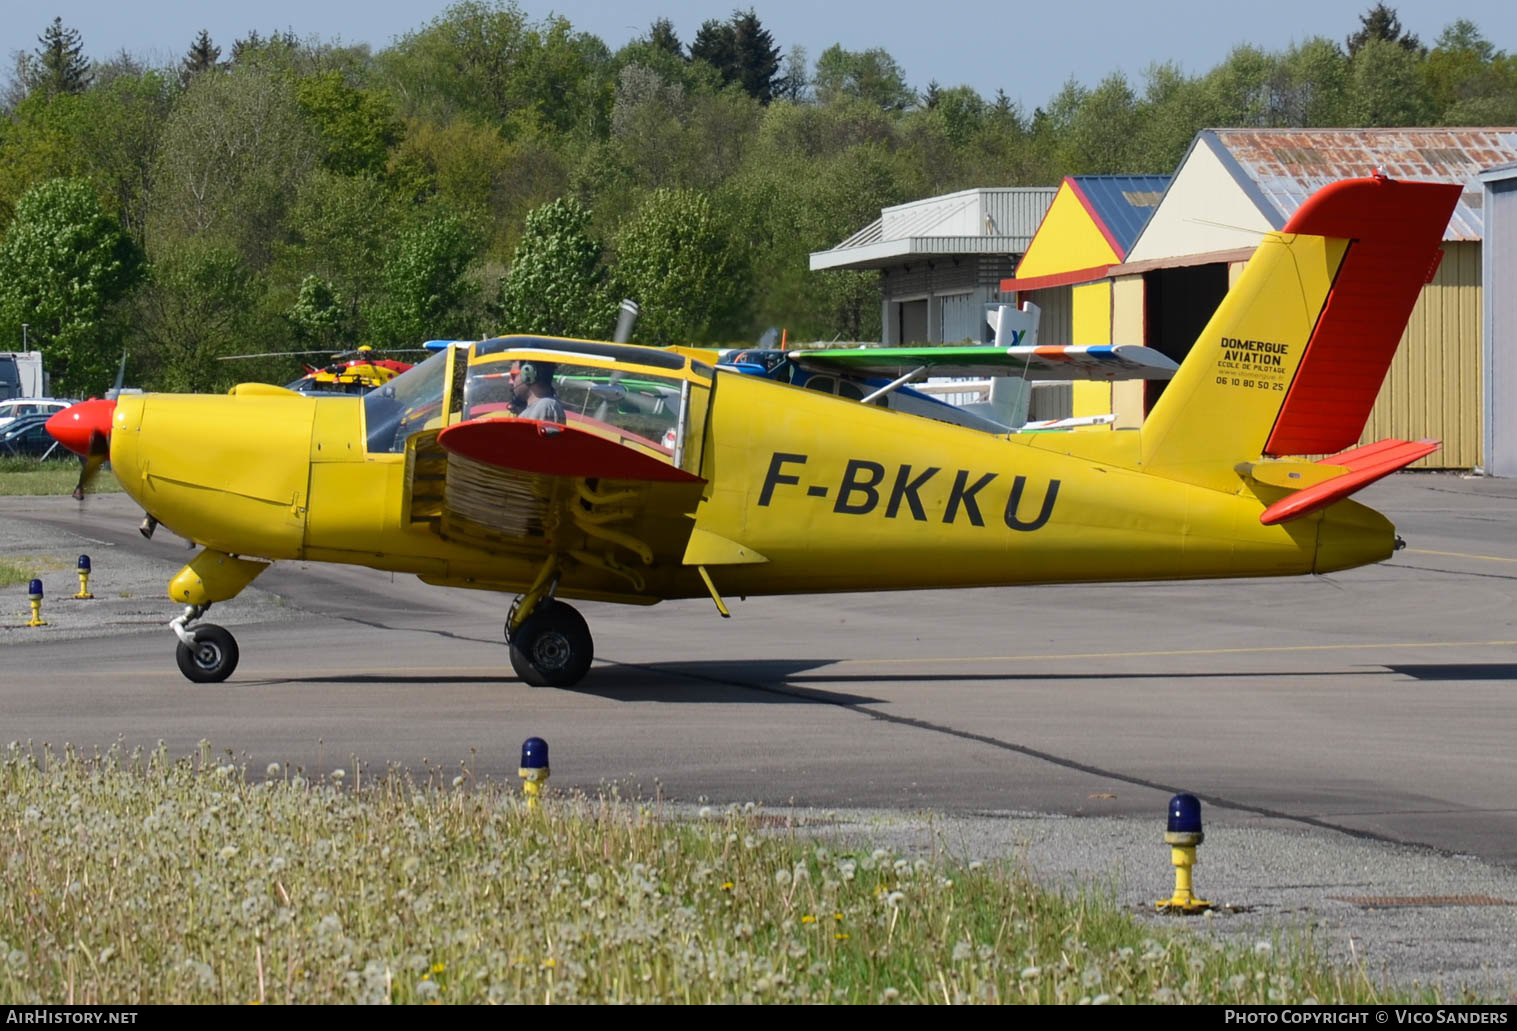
{"left": 1210, "top": 128, "right": 1517, "bottom": 240}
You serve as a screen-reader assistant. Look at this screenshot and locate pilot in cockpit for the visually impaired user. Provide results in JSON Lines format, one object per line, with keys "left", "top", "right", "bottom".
{"left": 511, "top": 361, "right": 566, "bottom": 424}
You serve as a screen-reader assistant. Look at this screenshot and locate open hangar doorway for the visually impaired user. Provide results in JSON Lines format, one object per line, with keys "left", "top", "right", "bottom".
{"left": 1142, "top": 263, "right": 1229, "bottom": 413}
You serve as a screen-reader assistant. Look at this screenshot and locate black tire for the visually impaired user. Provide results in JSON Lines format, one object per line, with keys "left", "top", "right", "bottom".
{"left": 175, "top": 624, "right": 240, "bottom": 684}
{"left": 507, "top": 601, "right": 593, "bottom": 687}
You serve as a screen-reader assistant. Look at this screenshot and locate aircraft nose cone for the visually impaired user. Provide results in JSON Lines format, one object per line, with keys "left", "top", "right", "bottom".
{"left": 47, "top": 399, "right": 117, "bottom": 456}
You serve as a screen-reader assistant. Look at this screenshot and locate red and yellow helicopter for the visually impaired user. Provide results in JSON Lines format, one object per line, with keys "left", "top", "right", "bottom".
{"left": 48, "top": 176, "right": 1458, "bottom": 687}
{"left": 220, "top": 345, "right": 419, "bottom": 396}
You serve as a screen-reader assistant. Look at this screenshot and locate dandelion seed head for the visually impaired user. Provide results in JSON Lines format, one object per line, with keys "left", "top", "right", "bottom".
{"left": 882, "top": 987, "right": 900, "bottom": 1002}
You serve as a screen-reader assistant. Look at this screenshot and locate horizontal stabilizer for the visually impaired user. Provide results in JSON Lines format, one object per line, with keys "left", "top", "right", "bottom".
{"left": 1258, "top": 438, "right": 1439, "bottom": 525}
{"left": 791, "top": 344, "right": 1177, "bottom": 382}
{"left": 438, "top": 418, "right": 704, "bottom": 483}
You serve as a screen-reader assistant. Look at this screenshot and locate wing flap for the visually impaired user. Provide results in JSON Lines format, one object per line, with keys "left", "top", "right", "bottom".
{"left": 1258, "top": 438, "right": 1440, "bottom": 525}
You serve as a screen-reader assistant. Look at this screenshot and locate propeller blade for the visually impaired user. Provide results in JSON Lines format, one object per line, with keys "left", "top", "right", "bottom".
{"left": 112, "top": 349, "right": 127, "bottom": 396}
{"left": 72, "top": 433, "right": 109, "bottom": 500}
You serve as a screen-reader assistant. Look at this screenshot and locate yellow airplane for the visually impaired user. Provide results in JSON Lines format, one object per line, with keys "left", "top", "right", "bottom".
{"left": 48, "top": 175, "right": 1458, "bottom": 687}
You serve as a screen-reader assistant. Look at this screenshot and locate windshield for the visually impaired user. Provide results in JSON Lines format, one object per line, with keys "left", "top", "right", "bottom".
{"left": 464, "top": 355, "right": 686, "bottom": 455}
{"left": 363, "top": 349, "right": 451, "bottom": 453}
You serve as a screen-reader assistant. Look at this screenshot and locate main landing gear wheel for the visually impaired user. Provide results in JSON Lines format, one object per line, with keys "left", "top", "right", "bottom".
{"left": 508, "top": 601, "right": 593, "bottom": 687}
{"left": 175, "top": 624, "right": 240, "bottom": 684}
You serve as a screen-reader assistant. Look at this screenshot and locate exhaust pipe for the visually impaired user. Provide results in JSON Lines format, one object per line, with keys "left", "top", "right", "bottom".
{"left": 613, "top": 299, "right": 639, "bottom": 343}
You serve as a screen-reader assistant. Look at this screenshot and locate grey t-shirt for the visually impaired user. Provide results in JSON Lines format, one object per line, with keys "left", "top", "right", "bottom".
{"left": 518, "top": 395, "right": 566, "bottom": 423}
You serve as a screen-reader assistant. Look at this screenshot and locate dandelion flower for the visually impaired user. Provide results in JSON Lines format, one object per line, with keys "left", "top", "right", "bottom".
{"left": 801, "top": 915, "right": 816, "bottom": 924}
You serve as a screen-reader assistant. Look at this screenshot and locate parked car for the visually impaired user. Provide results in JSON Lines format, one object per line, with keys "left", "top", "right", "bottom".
{"left": 0, "top": 397, "right": 79, "bottom": 430}
{"left": 0, "top": 412, "right": 71, "bottom": 459}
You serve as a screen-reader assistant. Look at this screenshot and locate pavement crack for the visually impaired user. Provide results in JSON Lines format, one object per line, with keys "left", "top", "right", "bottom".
{"left": 614, "top": 657, "right": 1458, "bottom": 859}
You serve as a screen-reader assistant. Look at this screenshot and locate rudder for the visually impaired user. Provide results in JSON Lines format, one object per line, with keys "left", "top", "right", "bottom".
{"left": 1139, "top": 176, "right": 1459, "bottom": 491}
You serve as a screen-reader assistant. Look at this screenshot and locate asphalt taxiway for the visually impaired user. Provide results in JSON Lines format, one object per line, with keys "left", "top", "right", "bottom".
{"left": 3, "top": 475, "right": 1516, "bottom": 996}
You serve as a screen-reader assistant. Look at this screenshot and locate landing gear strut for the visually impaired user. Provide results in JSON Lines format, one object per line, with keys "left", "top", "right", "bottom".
{"left": 170, "top": 605, "right": 240, "bottom": 683}
{"left": 507, "top": 600, "right": 593, "bottom": 687}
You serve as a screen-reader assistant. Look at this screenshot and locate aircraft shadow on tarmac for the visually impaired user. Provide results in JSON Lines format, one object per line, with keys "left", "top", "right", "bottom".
{"left": 249, "top": 659, "right": 886, "bottom": 707}
{"left": 566, "top": 659, "right": 884, "bottom": 706}
{"left": 1385, "top": 662, "right": 1517, "bottom": 681}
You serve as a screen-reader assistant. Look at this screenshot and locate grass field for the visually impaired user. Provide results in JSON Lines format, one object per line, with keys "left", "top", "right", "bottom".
{"left": 0, "top": 742, "right": 1469, "bottom": 1006}
{"left": 0, "top": 456, "right": 119, "bottom": 497}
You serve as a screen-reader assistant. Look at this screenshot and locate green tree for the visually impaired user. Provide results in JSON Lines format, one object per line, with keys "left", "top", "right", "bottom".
{"left": 647, "top": 18, "right": 684, "bottom": 60}
{"left": 276, "top": 170, "right": 397, "bottom": 336}
{"left": 689, "top": 20, "right": 737, "bottom": 84}
{"left": 0, "top": 178, "right": 143, "bottom": 395}
{"left": 287, "top": 275, "right": 349, "bottom": 351}
{"left": 772, "top": 45, "right": 810, "bottom": 103}
{"left": 613, "top": 189, "right": 749, "bottom": 345}
{"left": 1347, "top": 37, "right": 1435, "bottom": 124}
{"left": 1423, "top": 20, "right": 1514, "bottom": 122}
{"left": 365, "top": 211, "right": 482, "bottom": 346}
{"left": 730, "top": 9, "right": 781, "bottom": 104}
{"left": 496, "top": 197, "right": 614, "bottom": 337}
{"left": 150, "top": 64, "right": 319, "bottom": 269}
{"left": 688, "top": 10, "right": 780, "bottom": 104}
{"left": 181, "top": 30, "right": 221, "bottom": 84}
{"left": 132, "top": 242, "right": 262, "bottom": 393}
{"left": 813, "top": 45, "right": 916, "bottom": 112}
{"left": 296, "top": 70, "right": 404, "bottom": 176}
{"left": 1347, "top": 4, "right": 1423, "bottom": 56}
{"left": 29, "top": 18, "right": 92, "bottom": 98}
{"left": 1273, "top": 37, "right": 1350, "bottom": 126}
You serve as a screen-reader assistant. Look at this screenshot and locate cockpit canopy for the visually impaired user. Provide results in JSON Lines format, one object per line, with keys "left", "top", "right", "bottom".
{"left": 362, "top": 336, "right": 712, "bottom": 456}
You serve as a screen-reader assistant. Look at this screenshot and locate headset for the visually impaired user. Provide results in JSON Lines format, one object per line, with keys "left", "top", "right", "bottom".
{"left": 517, "top": 361, "right": 555, "bottom": 387}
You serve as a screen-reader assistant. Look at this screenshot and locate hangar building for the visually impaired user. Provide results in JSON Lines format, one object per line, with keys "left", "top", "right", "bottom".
{"left": 1004, "top": 128, "right": 1517, "bottom": 467}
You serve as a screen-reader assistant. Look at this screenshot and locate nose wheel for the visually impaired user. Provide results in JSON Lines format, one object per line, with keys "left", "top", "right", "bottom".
{"left": 174, "top": 623, "right": 240, "bottom": 683}
{"left": 507, "top": 600, "right": 593, "bottom": 687}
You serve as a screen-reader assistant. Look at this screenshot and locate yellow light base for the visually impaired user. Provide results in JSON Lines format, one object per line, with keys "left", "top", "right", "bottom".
{"left": 1155, "top": 844, "right": 1213, "bottom": 914}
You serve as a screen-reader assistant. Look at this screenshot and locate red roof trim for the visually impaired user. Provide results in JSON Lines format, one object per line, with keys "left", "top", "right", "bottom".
{"left": 1000, "top": 264, "right": 1111, "bottom": 293}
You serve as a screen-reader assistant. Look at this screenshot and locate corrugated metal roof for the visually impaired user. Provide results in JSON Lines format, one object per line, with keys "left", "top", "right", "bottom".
{"left": 811, "top": 188, "right": 1056, "bottom": 271}
{"left": 1206, "top": 128, "right": 1517, "bottom": 241}
{"left": 979, "top": 188, "right": 1062, "bottom": 238}
{"left": 1068, "top": 175, "right": 1171, "bottom": 257}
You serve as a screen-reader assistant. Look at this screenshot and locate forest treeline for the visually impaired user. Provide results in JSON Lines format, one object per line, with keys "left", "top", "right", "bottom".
{"left": 0, "top": 2, "right": 1513, "bottom": 395}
